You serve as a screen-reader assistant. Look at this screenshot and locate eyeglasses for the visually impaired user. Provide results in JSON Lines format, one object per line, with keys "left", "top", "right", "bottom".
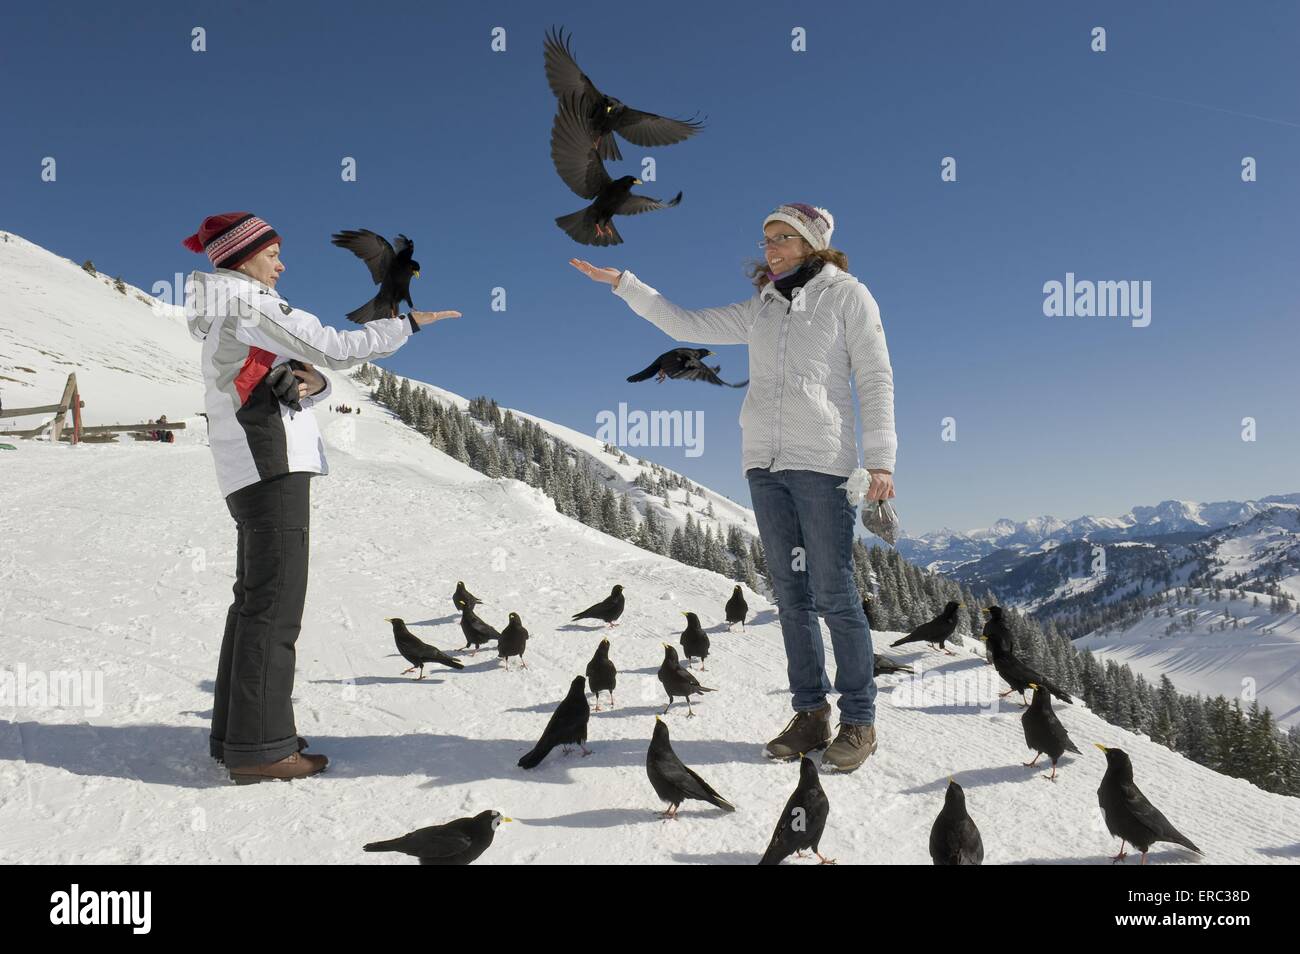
{"left": 757, "top": 234, "right": 802, "bottom": 249}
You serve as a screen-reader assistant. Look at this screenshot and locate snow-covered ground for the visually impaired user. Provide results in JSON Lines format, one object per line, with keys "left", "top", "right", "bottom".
{"left": 1076, "top": 591, "right": 1300, "bottom": 728}
{"left": 2, "top": 231, "right": 1297, "bottom": 863}
{"left": 3, "top": 380, "right": 1298, "bottom": 864}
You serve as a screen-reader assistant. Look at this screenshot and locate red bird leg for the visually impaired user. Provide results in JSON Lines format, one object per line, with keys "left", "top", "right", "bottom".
{"left": 1023, "top": 753, "right": 1041, "bottom": 767}
{"left": 1111, "top": 841, "right": 1128, "bottom": 864}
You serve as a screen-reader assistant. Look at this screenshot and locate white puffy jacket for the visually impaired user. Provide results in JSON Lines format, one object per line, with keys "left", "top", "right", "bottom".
{"left": 185, "top": 267, "right": 418, "bottom": 498}
{"left": 612, "top": 262, "right": 897, "bottom": 477}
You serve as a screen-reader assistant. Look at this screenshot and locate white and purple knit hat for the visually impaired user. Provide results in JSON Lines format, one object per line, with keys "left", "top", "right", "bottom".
{"left": 182, "top": 212, "right": 281, "bottom": 269}
{"left": 763, "top": 203, "right": 835, "bottom": 251}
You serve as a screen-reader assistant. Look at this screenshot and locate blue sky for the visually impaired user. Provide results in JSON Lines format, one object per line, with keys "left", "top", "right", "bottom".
{"left": 3, "top": 0, "right": 1297, "bottom": 533}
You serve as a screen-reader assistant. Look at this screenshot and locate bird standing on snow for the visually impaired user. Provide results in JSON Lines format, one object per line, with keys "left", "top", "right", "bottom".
{"left": 460, "top": 606, "right": 500, "bottom": 655}
{"left": 759, "top": 756, "right": 832, "bottom": 865}
{"left": 981, "top": 633, "right": 1072, "bottom": 706}
{"left": 543, "top": 26, "right": 705, "bottom": 162}
{"left": 1022, "top": 684, "right": 1080, "bottom": 781}
{"left": 551, "top": 91, "right": 682, "bottom": 246}
{"left": 862, "top": 594, "right": 878, "bottom": 631}
{"left": 585, "top": 638, "right": 617, "bottom": 710}
{"left": 981, "top": 605, "right": 1015, "bottom": 660}
{"left": 890, "top": 600, "right": 963, "bottom": 655}
{"left": 363, "top": 810, "right": 510, "bottom": 865}
{"left": 572, "top": 584, "right": 624, "bottom": 626}
{"left": 497, "top": 612, "right": 530, "bottom": 669}
{"left": 626, "top": 348, "right": 746, "bottom": 388}
{"left": 386, "top": 617, "right": 464, "bottom": 679}
{"left": 657, "top": 644, "right": 715, "bottom": 717}
{"left": 646, "top": 717, "right": 735, "bottom": 818}
{"left": 1096, "top": 745, "right": 1202, "bottom": 864}
{"left": 453, "top": 580, "right": 483, "bottom": 612}
{"left": 330, "top": 228, "right": 420, "bottom": 324}
{"left": 929, "top": 779, "right": 984, "bottom": 865}
{"left": 680, "top": 611, "right": 710, "bottom": 668}
{"left": 518, "top": 676, "right": 592, "bottom": 769}
{"left": 725, "top": 585, "right": 748, "bottom": 631}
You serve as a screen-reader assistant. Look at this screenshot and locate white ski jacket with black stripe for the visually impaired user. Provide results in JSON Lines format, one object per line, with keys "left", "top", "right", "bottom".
{"left": 611, "top": 262, "right": 897, "bottom": 478}
{"left": 185, "top": 267, "right": 418, "bottom": 498}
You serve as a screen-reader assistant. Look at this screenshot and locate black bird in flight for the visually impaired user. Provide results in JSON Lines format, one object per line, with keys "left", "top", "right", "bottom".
{"left": 385, "top": 617, "right": 464, "bottom": 679}
{"left": 543, "top": 25, "right": 705, "bottom": 162}
{"left": 518, "top": 676, "right": 592, "bottom": 769}
{"left": 330, "top": 228, "right": 419, "bottom": 324}
{"left": 363, "top": 810, "right": 510, "bottom": 865}
{"left": 627, "top": 348, "right": 746, "bottom": 388}
{"left": 551, "top": 91, "right": 682, "bottom": 246}
{"left": 1096, "top": 745, "right": 1202, "bottom": 864}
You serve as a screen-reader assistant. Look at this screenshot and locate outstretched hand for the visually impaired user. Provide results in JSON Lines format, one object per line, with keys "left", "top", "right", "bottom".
{"left": 411, "top": 310, "right": 461, "bottom": 326}
{"left": 570, "top": 258, "right": 622, "bottom": 287}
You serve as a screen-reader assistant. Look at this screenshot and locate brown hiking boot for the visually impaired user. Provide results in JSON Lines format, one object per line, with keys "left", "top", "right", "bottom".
{"left": 214, "top": 735, "right": 309, "bottom": 766}
{"left": 229, "top": 751, "right": 328, "bottom": 785}
{"left": 763, "top": 702, "right": 832, "bottom": 760}
{"left": 823, "top": 722, "right": 877, "bottom": 772}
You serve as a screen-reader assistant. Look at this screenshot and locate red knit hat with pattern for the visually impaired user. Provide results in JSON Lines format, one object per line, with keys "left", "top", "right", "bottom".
{"left": 182, "top": 212, "right": 281, "bottom": 269}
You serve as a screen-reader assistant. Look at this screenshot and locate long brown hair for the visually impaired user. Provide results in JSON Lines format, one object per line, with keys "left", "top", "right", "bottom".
{"left": 745, "top": 245, "right": 850, "bottom": 292}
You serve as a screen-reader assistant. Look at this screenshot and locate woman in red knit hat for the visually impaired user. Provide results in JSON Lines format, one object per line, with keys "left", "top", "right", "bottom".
{"left": 184, "top": 212, "right": 459, "bottom": 783}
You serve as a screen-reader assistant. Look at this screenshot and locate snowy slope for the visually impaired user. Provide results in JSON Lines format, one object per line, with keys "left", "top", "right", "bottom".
{"left": 0, "top": 231, "right": 200, "bottom": 429}
{"left": 391, "top": 378, "right": 761, "bottom": 543}
{"left": 1077, "top": 589, "right": 1300, "bottom": 728}
{"left": 2, "top": 379, "right": 1298, "bottom": 865}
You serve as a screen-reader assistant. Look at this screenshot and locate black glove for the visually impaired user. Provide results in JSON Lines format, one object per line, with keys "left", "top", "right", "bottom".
{"left": 264, "top": 359, "right": 306, "bottom": 412}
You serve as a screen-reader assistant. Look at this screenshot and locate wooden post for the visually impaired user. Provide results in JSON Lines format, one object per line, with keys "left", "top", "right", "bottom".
{"left": 51, "top": 373, "right": 79, "bottom": 445}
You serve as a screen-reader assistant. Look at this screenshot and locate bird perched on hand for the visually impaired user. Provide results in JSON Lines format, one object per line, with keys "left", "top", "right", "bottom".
{"left": 929, "top": 779, "right": 984, "bottom": 865}
{"left": 981, "top": 634, "right": 1072, "bottom": 706}
{"left": 385, "top": 617, "right": 464, "bottom": 679}
{"left": 725, "top": 585, "right": 748, "bottom": 631}
{"left": 890, "top": 600, "right": 963, "bottom": 655}
{"left": 460, "top": 606, "right": 500, "bottom": 655}
{"left": 585, "top": 638, "right": 617, "bottom": 710}
{"left": 518, "top": 675, "right": 591, "bottom": 769}
{"left": 330, "top": 228, "right": 420, "bottom": 324}
{"left": 497, "top": 612, "right": 529, "bottom": 670}
{"left": 680, "top": 611, "right": 710, "bottom": 668}
{"left": 657, "top": 644, "right": 715, "bottom": 717}
{"left": 1096, "top": 745, "right": 1202, "bottom": 864}
{"left": 627, "top": 348, "right": 746, "bottom": 388}
{"left": 543, "top": 26, "right": 705, "bottom": 162}
{"left": 759, "top": 756, "right": 832, "bottom": 865}
{"left": 1022, "top": 684, "right": 1080, "bottom": 781}
{"left": 453, "top": 581, "right": 483, "bottom": 612}
{"left": 646, "top": 716, "right": 735, "bottom": 818}
{"left": 551, "top": 91, "right": 682, "bottom": 246}
{"left": 572, "top": 584, "right": 624, "bottom": 627}
{"left": 981, "top": 605, "right": 1015, "bottom": 660}
{"left": 363, "top": 810, "right": 510, "bottom": 865}
{"left": 873, "top": 654, "right": 913, "bottom": 677}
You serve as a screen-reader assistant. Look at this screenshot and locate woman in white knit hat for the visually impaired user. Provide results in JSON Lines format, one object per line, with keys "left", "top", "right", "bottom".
{"left": 571, "top": 202, "right": 896, "bottom": 772}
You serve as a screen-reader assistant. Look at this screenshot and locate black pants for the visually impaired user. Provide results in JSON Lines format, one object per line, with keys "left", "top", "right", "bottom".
{"left": 210, "top": 472, "right": 311, "bottom": 768}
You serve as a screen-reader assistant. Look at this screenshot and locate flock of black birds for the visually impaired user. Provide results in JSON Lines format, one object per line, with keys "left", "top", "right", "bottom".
{"left": 884, "top": 599, "right": 1203, "bottom": 864}
{"left": 365, "top": 586, "right": 1203, "bottom": 864}
{"left": 545, "top": 26, "right": 700, "bottom": 246}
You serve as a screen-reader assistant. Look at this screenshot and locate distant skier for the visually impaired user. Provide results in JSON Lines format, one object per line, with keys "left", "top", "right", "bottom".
{"left": 183, "top": 211, "right": 460, "bottom": 784}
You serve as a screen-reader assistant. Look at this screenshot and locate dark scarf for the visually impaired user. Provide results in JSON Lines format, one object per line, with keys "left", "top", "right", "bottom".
{"left": 769, "top": 257, "right": 824, "bottom": 302}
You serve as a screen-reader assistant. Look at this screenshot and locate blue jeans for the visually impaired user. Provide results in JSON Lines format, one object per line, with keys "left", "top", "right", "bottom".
{"left": 746, "top": 467, "right": 876, "bottom": 725}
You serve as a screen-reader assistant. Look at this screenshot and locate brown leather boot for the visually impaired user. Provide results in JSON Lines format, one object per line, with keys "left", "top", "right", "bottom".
{"left": 229, "top": 750, "right": 328, "bottom": 785}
